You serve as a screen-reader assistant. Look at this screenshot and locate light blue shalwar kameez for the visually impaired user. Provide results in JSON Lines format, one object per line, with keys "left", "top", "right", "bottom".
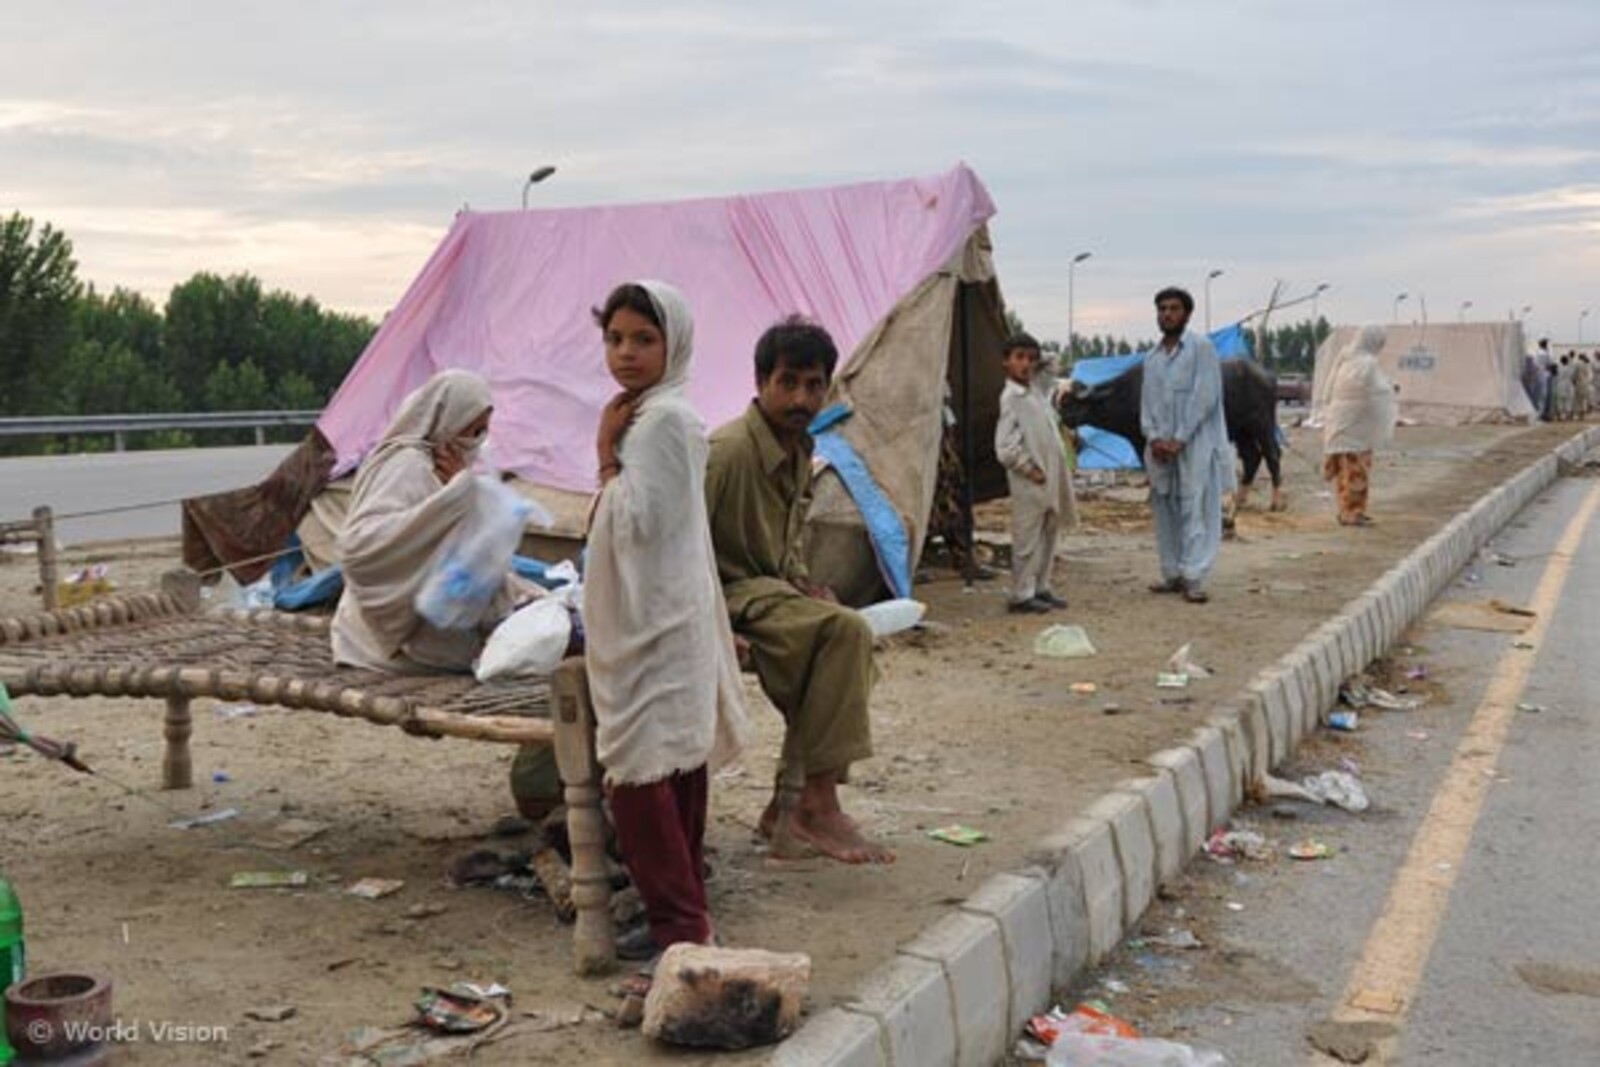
{"left": 1141, "top": 330, "right": 1230, "bottom": 591}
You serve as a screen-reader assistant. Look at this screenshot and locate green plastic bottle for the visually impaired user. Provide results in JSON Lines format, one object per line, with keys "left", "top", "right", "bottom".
{"left": 0, "top": 874, "right": 22, "bottom": 1066}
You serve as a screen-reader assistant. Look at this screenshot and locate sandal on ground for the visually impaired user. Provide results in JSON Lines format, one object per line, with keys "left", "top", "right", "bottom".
{"left": 1149, "top": 578, "right": 1185, "bottom": 594}
{"left": 615, "top": 922, "right": 659, "bottom": 963}
{"left": 1183, "top": 586, "right": 1210, "bottom": 604}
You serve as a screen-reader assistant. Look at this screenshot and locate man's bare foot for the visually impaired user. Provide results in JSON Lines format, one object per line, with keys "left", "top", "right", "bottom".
{"left": 783, "top": 806, "right": 895, "bottom": 865}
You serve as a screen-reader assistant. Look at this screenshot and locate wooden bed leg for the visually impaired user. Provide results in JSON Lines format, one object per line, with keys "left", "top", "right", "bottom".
{"left": 162, "top": 695, "right": 193, "bottom": 790}
{"left": 33, "top": 506, "right": 57, "bottom": 611}
{"left": 551, "top": 658, "right": 615, "bottom": 976}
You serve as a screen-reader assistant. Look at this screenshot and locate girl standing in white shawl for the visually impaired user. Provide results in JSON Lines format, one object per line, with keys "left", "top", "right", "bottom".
{"left": 585, "top": 281, "right": 749, "bottom": 961}
{"left": 1322, "top": 325, "right": 1398, "bottom": 527}
{"left": 332, "top": 369, "right": 534, "bottom": 671}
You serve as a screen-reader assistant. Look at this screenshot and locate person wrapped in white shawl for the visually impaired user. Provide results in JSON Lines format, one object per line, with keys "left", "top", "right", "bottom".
{"left": 332, "top": 370, "right": 536, "bottom": 672}
{"left": 1321, "top": 325, "right": 1397, "bottom": 526}
{"left": 585, "top": 280, "right": 749, "bottom": 957}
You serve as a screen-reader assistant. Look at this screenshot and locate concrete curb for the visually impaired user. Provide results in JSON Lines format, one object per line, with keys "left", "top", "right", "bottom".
{"left": 772, "top": 426, "right": 1600, "bottom": 1066}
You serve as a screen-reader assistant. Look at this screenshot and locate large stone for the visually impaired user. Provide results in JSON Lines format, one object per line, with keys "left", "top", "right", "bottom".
{"left": 642, "top": 944, "right": 811, "bottom": 1050}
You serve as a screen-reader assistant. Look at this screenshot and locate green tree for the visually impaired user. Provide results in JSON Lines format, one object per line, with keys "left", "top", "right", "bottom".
{"left": 203, "top": 359, "right": 271, "bottom": 412}
{"left": 0, "top": 213, "right": 82, "bottom": 414}
{"left": 164, "top": 273, "right": 265, "bottom": 406}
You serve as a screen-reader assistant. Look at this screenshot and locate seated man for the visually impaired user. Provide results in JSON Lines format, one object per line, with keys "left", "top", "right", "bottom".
{"left": 705, "top": 316, "right": 894, "bottom": 865}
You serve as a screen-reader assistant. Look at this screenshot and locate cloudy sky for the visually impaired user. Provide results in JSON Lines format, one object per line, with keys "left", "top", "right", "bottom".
{"left": 4, "top": 0, "right": 1598, "bottom": 343}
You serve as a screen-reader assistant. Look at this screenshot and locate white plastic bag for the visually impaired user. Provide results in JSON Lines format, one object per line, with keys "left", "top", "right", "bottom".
{"left": 1047, "top": 1032, "right": 1229, "bottom": 1066}
{"left": 856, "top": 598, "right": 926, "bottom": 638}
{"left": 416, "top": 477, "right": 532, "bottom": 630}
{"left": 474, "top": 596, "right": 573, "bottom": 681}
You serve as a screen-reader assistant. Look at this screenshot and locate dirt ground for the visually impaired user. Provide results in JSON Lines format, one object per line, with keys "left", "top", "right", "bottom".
{"left": 0, "top": 421, "right": 1581, "bottom": 1065}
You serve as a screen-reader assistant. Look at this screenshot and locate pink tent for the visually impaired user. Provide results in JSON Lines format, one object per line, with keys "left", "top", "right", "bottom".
{"left": 319, "top": 164, "right": 998, "bottom": 493}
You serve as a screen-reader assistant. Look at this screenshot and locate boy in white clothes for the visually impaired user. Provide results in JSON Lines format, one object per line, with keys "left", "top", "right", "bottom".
{"left": 995, "top": 332, "right": 1073, "bottom": 614}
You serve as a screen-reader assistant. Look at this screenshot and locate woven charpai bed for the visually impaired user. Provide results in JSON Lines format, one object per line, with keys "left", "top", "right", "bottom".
{"left": 0, "top": 570, "right": 617, "bottom": 974}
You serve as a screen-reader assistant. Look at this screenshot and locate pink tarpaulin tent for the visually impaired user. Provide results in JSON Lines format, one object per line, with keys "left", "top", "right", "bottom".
{"left": 320, "top": 164, "right": 998, "bottom": 492}
{"left": 185, "top": 165, "right": 1012, "bottom": 602}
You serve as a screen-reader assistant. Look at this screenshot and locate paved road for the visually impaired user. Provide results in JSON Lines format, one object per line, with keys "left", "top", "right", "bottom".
{"left": 1066, "top": 466, "right": 1600, "bottom": 1065}
{"left": 0, "top": 446, "right": 297, "bottom": 545}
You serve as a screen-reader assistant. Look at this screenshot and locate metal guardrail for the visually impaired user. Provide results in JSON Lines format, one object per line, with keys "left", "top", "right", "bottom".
{"left": 0, "top": 410, "right": 319, "bottom": 449}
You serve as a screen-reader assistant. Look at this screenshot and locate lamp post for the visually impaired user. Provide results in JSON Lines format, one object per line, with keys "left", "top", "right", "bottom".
{"left": 1393, "top": 292, "right": 1409, "bottom": 323}
{"left": 521, "top": 165, "right": 557, "bottom": 209}
{"left": 1067, "top": 251, "right": 1092, "bottom": 360}
{"left": 1205, "top": 269, "right": 1224, "bottom": 332}
{"left": 1582, "top": 309, "right": 1592, "bottom": 344}
{"left": 1458, "top": 300, "right": 1473, "bottom": 322}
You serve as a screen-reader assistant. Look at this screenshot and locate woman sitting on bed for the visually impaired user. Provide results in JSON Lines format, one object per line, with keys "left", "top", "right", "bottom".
{"left": 332, "top": 369, "right": 537, "bottom": 673}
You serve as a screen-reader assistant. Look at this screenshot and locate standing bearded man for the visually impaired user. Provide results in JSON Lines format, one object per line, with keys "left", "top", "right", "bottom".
{"left": 1141, "top": 287, "right": 1230, "bottom": 604}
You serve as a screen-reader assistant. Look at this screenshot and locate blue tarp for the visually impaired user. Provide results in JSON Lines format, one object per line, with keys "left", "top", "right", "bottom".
{"left": 1071, "top": 325, "right": 1252, "bottom": 470}
{"left": 269, "top": 552, "right": 572, "bottom": 612}
{"left": 810, "top": 403, "right": 913, "bottom": 599}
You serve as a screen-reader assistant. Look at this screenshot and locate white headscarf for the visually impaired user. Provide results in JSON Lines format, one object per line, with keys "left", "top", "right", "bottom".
{"left": 584, "top": 280, "right": 749, "bottom": 785}
{"left": 349, "top": 369, "right": 493, "bottom": 503}
{"left": 1323, "top": 326, "right": 1397, "bottom": 455}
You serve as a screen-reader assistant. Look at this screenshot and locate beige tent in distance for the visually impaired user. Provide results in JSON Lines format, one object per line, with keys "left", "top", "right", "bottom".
{"left": 1311, "top": 322, "right": 1537, "bottom": 426}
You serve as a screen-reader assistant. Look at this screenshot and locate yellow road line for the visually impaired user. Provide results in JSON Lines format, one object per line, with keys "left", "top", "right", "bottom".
{"left": 1315, "top": 478, "right": 1600, "bottom": 1064}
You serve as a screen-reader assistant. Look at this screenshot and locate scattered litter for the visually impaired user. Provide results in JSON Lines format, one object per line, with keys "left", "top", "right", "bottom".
{"left": 1429, "top": 599, "right": 1535, "bottom": 634}
{"left": 230, "top": 871, "right": 309, "bottom": 889}
{"left": 346, "top": 878, "right": 406, "bottom": 900}
{"left": 1225, "top": 901, "right": 1245, "bottom": 912}
{"left": 1070, "top": 682, "right": 1099, "bottom": 695}
{"left": 171, "top": 807, "right": 240, "bottom": 829}
{"left": 1288, "top": 839, "right": 1334, "bottom": 861}
{"left": 1101, "top": 703, "right": 1125, "bottom": 716}
{"left": 1516, "top": 702, "right": 1546, "bottom": 714}
{"left": 1338, "top": 756, "right": 1361, "bottom": 776}
{"left": 1102, "top": 978, "right": 1131, "bottom": 995}
{"left": 404, "top": 903, "right": 449, "bottom": 921}
{"left": 1034, "top": 625, "right": 1097, "bottom": 658}
{"left": 244, "top": 1004, "right": 297, "bottom": 1023}
{"left": 1300, "top": 771, "right": 1370, "bottom": 813}
{"left": 213, "top": 702, "right": 262, "bottom": 719}
{"left": 1156, "top": 672, "right": 1190, "bottom": 689}
{"left": 456, "top": 982, "right": 512, "bottom": 1000}
{"left": 1205, "top": 827, "right": 1274, "bottom": 863}
{"left": 1513, "top": 641, "right": 1536, "bottom": 650}
{"left": 57, "top": 564, "right": 115, "bottom": 607}
{"left": 1406, "top": 730, "right": 1430, "bottom": 740}
{"left": 1027, "top": 1002, "right": 1140, "bottom": 1046}
{"left": 1405, "top": 665, "right": 1429, "bottom": 681}
{"left": 1341, "top": 681, "right": 1422, "bottom": 712}
{"left": 414, "top": 984, "right": 508, "bottom": 1034}
{"left": 1487, "top": 552, "right": 1517, "bottom": 567}
{"left": 1046, "top": 1033, "right": 1229, "bottom": 1066}
{"left": 1327, "top": 710, "right": 1359, "bottom": 732}
{"left": 211, "top": 771, "right": 232, "bottom": 784}
{"left": 926, "top": 824, "right": 988, "bottom": 847}
{"left": 1165, "top": 642, "right": 1213, "bottom": 680}
{"left": 1146, "top": 929, "right": 1204, "bottom": 950}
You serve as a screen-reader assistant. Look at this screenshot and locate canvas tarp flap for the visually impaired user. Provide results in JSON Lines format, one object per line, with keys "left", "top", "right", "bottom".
{"left": 317, "top": 165, "right": 997, "bottom": 494}
{"left": 1311, "top": 322, "right": 1535, "bottom": 426}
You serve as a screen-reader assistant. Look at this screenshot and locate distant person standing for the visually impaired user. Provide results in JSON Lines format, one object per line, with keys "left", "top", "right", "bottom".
{"left": 1521, "top": 351, "right": 1547, "bottom": 419}
{"left": 994, "top": 332, "right": 1072, "bottom": 613}
{"left": 1321, "top": 325, "right": 1397, "bottom": 527}
{"left": 1537, "top": 338, "right": 1557, "bottom": 421}
{"left": 1554, "top": 354, "right": 1577, "bottom": 421}
{"left": 1574, "top": 354, "right": 1594, "bottom": 419}
{"left": 1141, "top": 288, "right": 1230, "bottom": 603}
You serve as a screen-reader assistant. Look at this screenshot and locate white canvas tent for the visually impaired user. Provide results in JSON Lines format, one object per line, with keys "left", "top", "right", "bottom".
{"left": 1311, "top": 322, "right": 1536, "bottom": 426}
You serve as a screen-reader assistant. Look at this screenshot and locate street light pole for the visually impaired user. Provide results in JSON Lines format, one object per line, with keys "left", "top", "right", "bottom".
{"left": 1205, "top": 269, "right": 1224, "bottom": 332}
{"left": 521, "top": 165, "right": 557, "bottom": 209}
{"left": 1581, "top": 309, "right": 1591, "bottom": 344}
{"left": 1458, "top": 300, "right": 1473, "bottom": 322}
{"left": 1067, "top": 251, "right": 1092, "bottom": 360}
{"left": 1393, "top": 292, "right": 1409, "bottom": 323}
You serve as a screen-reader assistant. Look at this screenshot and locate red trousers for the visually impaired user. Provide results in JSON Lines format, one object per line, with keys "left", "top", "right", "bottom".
{"left": 607, "top": 766, "right": 712, "bottom": 950}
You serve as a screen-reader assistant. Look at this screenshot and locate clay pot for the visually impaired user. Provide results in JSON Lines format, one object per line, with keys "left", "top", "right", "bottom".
{"left": 5, "top": 971, "right": 113, "bottom": 1063}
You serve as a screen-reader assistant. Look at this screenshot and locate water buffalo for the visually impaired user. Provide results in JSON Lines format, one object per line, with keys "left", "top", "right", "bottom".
{"left": 1057, "top": 359, "right": 1285, "bottom": 511}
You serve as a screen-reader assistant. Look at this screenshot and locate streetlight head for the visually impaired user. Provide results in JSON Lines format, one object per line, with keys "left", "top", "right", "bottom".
{"left": 1208, "top": 268, "right": 1224, "bottom": 280}
{"left": 1315, "top": 282, "right": 1330, "bottom": 294}
{"left": 1073, "top": 251, "right": 1092, "bottom": 263}
{"left": 1396, "top": 292, "right": 1408, "bottom": 301}
{"left": 528, "top": 165, "right": 557, "bottom": 184}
